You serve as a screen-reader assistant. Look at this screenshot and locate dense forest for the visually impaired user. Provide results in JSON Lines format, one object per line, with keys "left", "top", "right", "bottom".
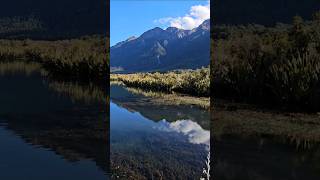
{"left": 0, "top": 0, "right": 108, "bottom": 39}
{"left": 212, "top": 11, "right": 320, "bottom": 111}
{"left": 0, "top": 16, "right": 43, "bottom": 37}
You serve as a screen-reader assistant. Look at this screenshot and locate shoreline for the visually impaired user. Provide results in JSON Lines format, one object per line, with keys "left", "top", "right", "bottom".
{"left": 213, "top": 99, "right": 320, "bottom": 148}
{"left": 111, "top": 81, "right": 210, "bottom": 110}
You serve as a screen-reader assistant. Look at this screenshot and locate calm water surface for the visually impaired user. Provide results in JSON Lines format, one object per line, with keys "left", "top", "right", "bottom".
{"left": 110, "top": 84, "right": 210, "bottom": 179}
{"left": 0, "top": 72, "right": 109, "bottom": 180}
{"left": 214, "top": 134, "right": 320, "bottom": 180}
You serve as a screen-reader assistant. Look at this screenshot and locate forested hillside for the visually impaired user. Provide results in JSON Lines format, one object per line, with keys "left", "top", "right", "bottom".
{"left": 212, "top": 0, "right": 320, "bottom": 25}
{"left": 0, "top": 0, "right": 108, "bottom": 39}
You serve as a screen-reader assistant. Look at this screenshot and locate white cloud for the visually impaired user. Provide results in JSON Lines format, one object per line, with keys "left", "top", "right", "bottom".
{"left": 156, "top": 119, "right": 210, "bottom": 151}
{"left": 154, "top": 1, "right": 210, "bottom": 30}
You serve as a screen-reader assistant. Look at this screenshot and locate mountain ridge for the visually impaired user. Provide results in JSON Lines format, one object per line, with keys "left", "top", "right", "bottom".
{"left": 111, "top": 19, "right": 210, "bottom": 73}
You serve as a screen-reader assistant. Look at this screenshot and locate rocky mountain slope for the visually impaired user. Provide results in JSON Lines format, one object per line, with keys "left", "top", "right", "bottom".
{"left": 111, "top": 19, "right": 210, "bottom": 73}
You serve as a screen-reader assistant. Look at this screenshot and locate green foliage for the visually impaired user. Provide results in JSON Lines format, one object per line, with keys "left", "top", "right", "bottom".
{"left": 212, "top": 11, "right": 320, "bottom": 111}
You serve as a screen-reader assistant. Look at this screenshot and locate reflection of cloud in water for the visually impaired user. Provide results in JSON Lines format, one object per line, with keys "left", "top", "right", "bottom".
{"left": 156, "top": 119, "right": 210, "bottom": 150}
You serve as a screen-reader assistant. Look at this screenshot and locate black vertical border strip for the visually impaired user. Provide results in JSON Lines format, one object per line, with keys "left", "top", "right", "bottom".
{"left": 105, "top": 0, "right": 111, "bottom": 177}
{"left": 210, "top": 0, "right": 214, "bottom": 179}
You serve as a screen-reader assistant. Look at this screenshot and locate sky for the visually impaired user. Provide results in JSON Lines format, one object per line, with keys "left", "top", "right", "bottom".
{"left": 110, "top": 0, "right": 210, "bottom": 46}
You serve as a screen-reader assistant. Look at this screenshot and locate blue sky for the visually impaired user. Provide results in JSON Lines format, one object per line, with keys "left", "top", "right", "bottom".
{"left": 111, "top": 0, "right": 210, "bottom": 46}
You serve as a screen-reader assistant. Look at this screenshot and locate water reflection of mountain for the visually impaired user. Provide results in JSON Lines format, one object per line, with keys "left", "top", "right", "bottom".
{"left": 110, "top": 84, "right": 210, "bottom": 179}
{"left": 110, "top": 84, "right": 210, "bottom": 130}
{"left": 110, "top": 101, "right": 207, "bottom": 179}
{"left": 0, "top": 72, "right": 109, "bottom": 176}
{"left": 0, "top": 107, "right": 108, "bottom": 173}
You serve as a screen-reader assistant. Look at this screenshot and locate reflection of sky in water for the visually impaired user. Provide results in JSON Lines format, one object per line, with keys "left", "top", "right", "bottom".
{"left": 111, "top": 85, "right": 209, "bottom": 178}
{"left": 111, "top": 100, "right": 210, "bottom": 151}
{"left": 155, "top": 119, "right": 210, "bottom": 150}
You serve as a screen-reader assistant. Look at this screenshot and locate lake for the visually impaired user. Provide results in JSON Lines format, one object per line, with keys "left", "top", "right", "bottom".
{"left": 110, "top": 84, "right": 210, "bottom": 179}
{"left": 0, "top": 68, "right": 109, "bottom": 180}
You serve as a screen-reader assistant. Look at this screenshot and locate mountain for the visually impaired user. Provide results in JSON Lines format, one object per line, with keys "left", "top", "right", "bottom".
{"left": 0, "top": 0, "right": 107, "bottom": 39}
{"left": 111, "top": 19, "right": 210, "bottom": 73}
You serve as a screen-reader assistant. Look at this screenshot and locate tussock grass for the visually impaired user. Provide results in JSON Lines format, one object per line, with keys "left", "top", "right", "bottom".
{"left": 125, "top": 86, "right": 210, "bottom": 110}
{"left": 212, "top": 12, "right": 320, "bottom": 111}
{"left": 0, "top": 36, "right": 108, "bottom": 81}
{"left": 111, "top": 67, "right": 210, "bottom": 97}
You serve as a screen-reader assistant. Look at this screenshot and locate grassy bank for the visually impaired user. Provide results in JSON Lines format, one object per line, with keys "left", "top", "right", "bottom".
{"left": 111, "top": 67, "right": 210, "bottom": 97}
{"left": 0, "top": 36, "right": 108, "bottom": 81}
{"left": 212, "top": 11, "right": 320, "bottom": 111}
{"left": 111, "top": 81, "right": 209, "bottom": 109}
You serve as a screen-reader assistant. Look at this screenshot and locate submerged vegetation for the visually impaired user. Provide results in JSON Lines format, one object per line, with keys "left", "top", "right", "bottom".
{"left": 111, "top": 67, "right": 210, "bottom": 97}
{"left": 0, "top": 36, "right": 108, "bottom": 81}
{"left": 212, "top": 11, "right": 320, "bottom": 111}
